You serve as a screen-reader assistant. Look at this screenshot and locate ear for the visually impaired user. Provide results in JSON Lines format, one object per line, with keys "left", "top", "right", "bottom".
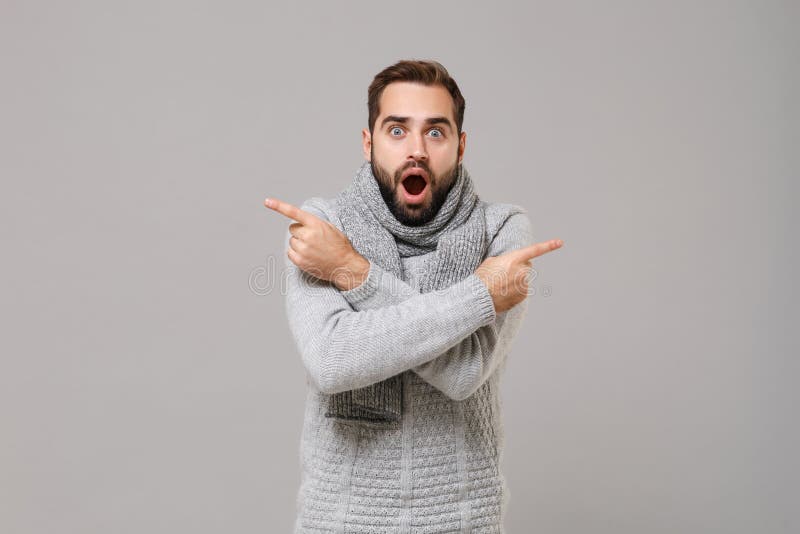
{"left": 458, "top": 131, "right": 466, "bottom": 163}
{"left": 362, "top": 128, "right": 372, "bottom": 161}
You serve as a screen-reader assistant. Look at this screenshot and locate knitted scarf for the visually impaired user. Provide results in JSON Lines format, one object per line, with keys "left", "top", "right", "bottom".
{"left": 326, "top": 160, "right": 489, "bottom": 423}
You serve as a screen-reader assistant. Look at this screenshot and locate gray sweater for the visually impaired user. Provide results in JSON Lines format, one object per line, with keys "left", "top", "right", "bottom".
{"left": 285, "top": 194, "right": 534, "bottom": 533}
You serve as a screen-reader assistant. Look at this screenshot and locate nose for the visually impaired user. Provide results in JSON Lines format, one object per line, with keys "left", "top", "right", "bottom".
{"left": 408, "top": 132, "right": 428, "bottom": 162}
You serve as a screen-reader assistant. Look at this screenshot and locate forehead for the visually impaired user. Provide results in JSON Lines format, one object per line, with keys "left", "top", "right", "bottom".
{"left": 378, "top": 82, "right": 456, "bottom": 123}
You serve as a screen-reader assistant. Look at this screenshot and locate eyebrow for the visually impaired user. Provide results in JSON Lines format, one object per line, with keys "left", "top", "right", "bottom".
{"left": 380, "top": 115, "right": 454, "bottom": 131}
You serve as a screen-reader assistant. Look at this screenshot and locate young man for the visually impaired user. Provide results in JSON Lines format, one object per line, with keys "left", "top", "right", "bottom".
{"left": 265, "top": 60, "right": 562, "bottom": 533}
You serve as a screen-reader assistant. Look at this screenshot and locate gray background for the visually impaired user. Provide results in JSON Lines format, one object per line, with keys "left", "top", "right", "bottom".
{"left": 1, "top": 1, "right": 797, "bottom": 533}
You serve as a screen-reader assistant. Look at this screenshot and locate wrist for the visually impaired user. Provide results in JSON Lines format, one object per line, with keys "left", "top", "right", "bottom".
{"left": 332, "top": 253, "right": 370, "bottom": 291}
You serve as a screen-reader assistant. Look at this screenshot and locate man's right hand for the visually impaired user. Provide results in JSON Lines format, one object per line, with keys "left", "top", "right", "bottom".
{"left": 474, "top": 239, "right": 564, "bottom": 313}
{"left": 264, "top": 197, "right": 370, "bottom": 291}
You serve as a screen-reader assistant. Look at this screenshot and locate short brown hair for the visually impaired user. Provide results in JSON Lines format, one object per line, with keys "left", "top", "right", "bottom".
{"left": 367, "top": 59, "right": 466, "bottom": 135}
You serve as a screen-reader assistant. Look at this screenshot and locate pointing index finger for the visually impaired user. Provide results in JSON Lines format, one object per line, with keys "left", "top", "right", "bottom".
{"left": 514, "top": 239, "right": 564, "bottom": 262}
{"left": 264, "top": 197, "right": 317, "bottom": 225}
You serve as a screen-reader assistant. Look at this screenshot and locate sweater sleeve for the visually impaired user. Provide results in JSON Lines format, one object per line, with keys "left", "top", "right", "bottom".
{"left": 295, "top": 199, "right": 534, "bottom": 401}
{"left": 283, "top": 210, "right": 498, "bottom": 396}
{"left": 339, "top": 210, "right": 534, "bottom": 401}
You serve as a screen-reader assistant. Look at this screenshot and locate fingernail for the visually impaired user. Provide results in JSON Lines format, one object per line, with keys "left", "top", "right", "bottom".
{"left": 265, "top": 198, "right": 274, "bottom": 208}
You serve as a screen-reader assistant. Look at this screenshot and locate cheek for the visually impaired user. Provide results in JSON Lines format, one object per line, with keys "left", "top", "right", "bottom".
{"left": 373, "top": 142, "right": 402, "bottom": 160}
{"left": 381, "top": 153, "right": 407, "bottom": 173}
{"left": 432, "top": 140, "right": 458, "bottom": 154}
{"left": 430, "top": 144, "right": 459, "bottom": 164}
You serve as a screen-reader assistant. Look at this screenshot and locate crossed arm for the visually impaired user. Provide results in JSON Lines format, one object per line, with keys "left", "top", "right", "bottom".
{"left": 281, "top": 198, "right": 534, "bottom": 401}
{"left": 338, "top": 257, "right": 529, "bottom": 400}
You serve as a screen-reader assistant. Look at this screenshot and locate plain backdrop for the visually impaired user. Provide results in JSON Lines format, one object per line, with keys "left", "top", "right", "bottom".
{"left": 1, "top": 1, "right": 797, "bottom": 533}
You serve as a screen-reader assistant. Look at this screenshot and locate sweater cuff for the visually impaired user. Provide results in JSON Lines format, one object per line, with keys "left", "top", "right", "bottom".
{"left": 463, "top": 273, "right": 497, "bottom": 325}
{"left": 340, "top": 259, "right": 381, "bottom": 306}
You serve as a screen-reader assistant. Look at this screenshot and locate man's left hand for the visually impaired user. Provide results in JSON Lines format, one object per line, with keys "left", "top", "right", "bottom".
{"left": 264, "top": 197, "right": 370, "bottom": 291}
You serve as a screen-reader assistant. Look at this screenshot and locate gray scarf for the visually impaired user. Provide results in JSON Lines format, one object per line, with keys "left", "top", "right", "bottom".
{"left": 326, "top": 160, "right": 488, "bottom": 423}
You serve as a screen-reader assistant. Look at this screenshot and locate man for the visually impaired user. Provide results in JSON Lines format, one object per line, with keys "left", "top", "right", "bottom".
{"left": 265, "top": 59, "right": 562, "bottom": 533}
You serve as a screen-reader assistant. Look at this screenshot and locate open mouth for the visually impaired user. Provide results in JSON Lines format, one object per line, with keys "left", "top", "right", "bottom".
{"left": 400, "top": 168, "right": 429, "bottom": 204}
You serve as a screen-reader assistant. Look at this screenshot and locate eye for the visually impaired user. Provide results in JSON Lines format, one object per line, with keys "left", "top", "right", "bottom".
{"left": 390, "top": 126, "right": 404, "bottom": 136}
{"left": 428, "top": 128, "right": 443, "bottom": 138}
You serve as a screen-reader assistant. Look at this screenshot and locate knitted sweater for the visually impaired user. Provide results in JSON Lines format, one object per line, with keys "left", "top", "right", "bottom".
{"left": 285, "top": 194, "right": 534, "bottom": 534}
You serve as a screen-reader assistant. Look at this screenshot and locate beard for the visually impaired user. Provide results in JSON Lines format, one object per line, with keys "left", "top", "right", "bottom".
{"left": 370, "top": 148, "right": 460, "bottom": 227}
